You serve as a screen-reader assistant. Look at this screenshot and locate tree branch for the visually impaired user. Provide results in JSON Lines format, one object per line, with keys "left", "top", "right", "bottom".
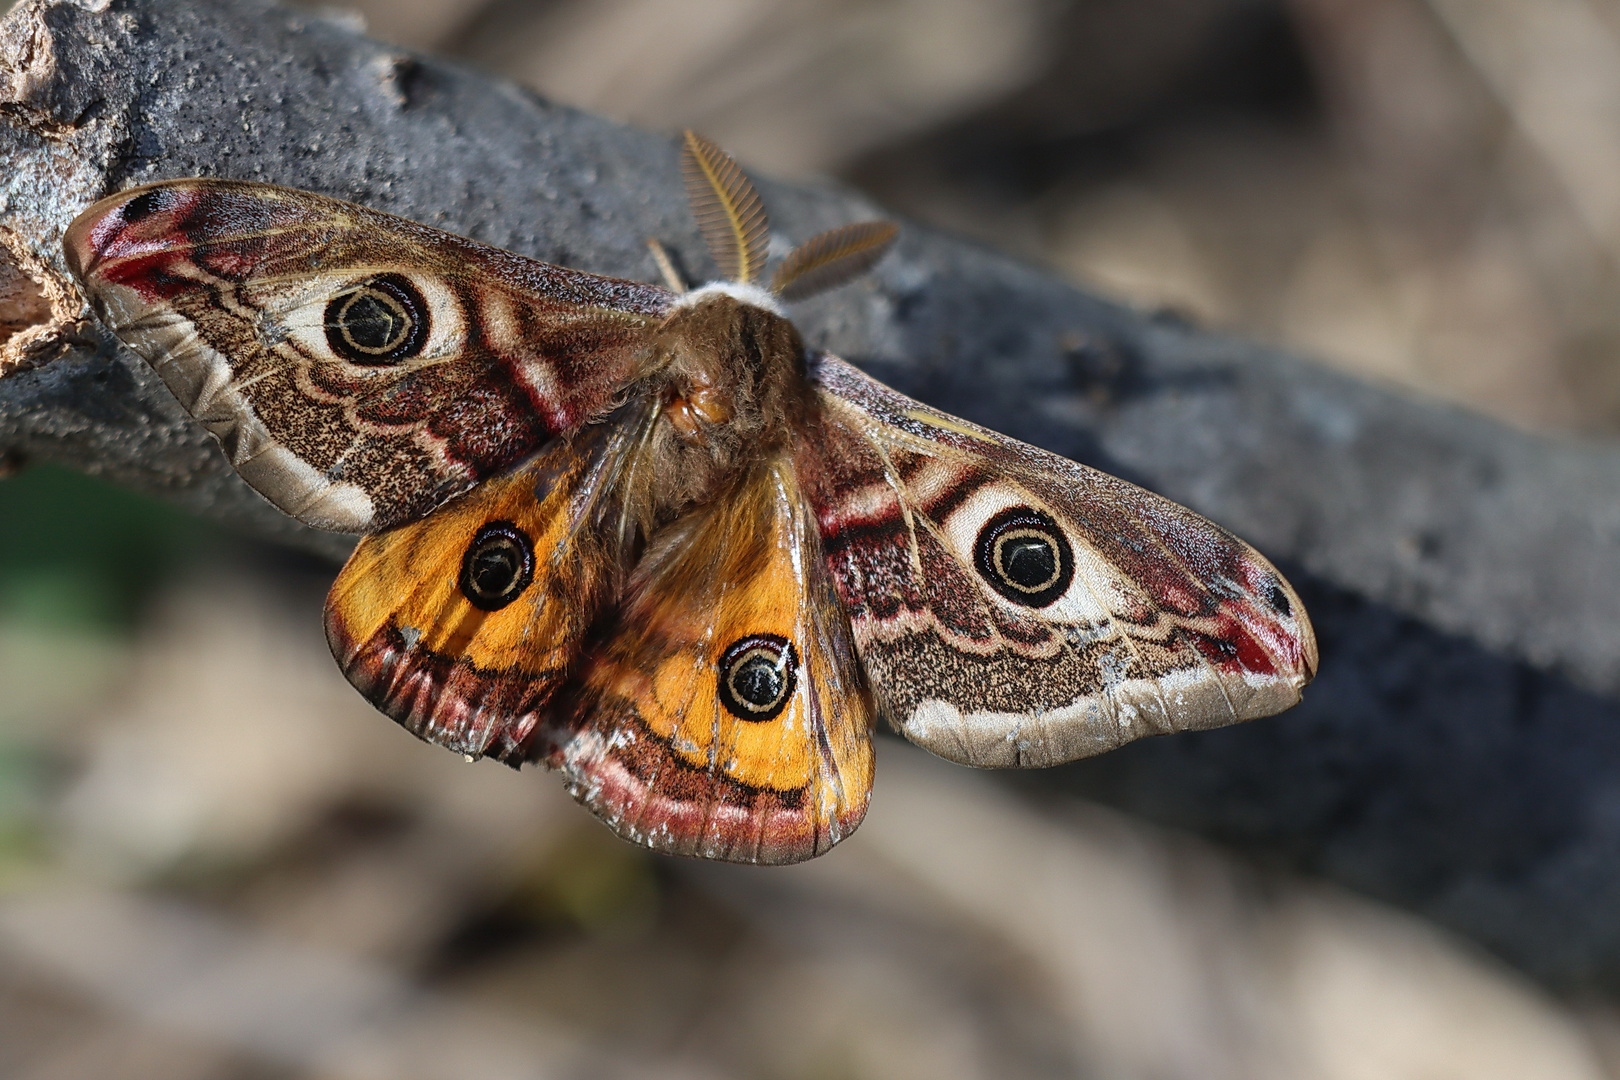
{"left": 4, "top": 0, "right": 1620, "bottom": 987}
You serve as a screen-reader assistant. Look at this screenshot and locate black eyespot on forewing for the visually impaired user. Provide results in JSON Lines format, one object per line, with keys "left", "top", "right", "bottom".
{"left": 973, "top": 506, "right": 1074, "bottom": 608}
{"left": 121, "top": 188, "right": 167, "bottom": 224}
{"left": 718, "top": 634, "right": 799, "bottom": 722}
{"left": 324, "top": 273, "right": 430, "bottom": 364}
{"left": 458, "top": 521, "right": 535, "bottom": 611}
{"left": 1266, "top": 582, "right": 1292, "bottom": 616}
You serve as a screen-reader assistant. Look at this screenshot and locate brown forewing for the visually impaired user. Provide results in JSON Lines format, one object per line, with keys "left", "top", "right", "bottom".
{"left": 797, "top": 355, "right": 1317, "bottom": 768}
{"left": 63, "top": 180, "right": 673, "bottom": 532}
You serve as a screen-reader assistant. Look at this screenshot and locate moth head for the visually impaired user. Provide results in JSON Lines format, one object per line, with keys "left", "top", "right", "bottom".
{"left": 679, "top": 131, "right": 897, "bottom": 300}
{"left": 654, "top": 287, "right": 806, "bottom": 440}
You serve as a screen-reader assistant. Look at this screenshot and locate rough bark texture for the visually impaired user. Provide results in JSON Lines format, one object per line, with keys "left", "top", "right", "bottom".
{"left": 3, "top": 0, "right": 1620, "bottom": 988}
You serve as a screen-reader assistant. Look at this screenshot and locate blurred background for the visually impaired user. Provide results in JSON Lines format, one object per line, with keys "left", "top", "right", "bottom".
{"left": 6, "top": 0, "right": 1620, "bottom": 1077}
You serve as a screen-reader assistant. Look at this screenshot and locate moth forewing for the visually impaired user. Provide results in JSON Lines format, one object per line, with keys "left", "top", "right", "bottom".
{"left": 797, "top": 355, "right": 1316, "bottom": 771}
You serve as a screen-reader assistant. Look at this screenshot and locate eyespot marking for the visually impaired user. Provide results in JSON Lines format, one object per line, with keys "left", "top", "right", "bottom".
{"left": 459, "top": 520, "right": 535, "bottom": 611}
{"left": 973, "top": 506, "right": 1074, "bottom": 608}
{"left": 121, "top": 188, "right": 167, "bottom": 224}
{"left": 324, "top": 273, "right": 429, "bottom": 364}
{"left": 718, "top": 634, "right": 798, "bottom": 722}
{"left": 1266, "top": 583, "right": 1291, "bottom": 616}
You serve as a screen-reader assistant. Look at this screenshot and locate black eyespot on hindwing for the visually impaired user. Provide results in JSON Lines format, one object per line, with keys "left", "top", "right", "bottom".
{"left": 458, "top": 521, "right": 535, "bottom": 611}
{"left": 324, "top": 273, "right": 430, "bottom": 364}
{"left": 973, "top": 506, "right": 1074, "bottom": 608}
{"left": 718, "top": 634, "right": 799, "bottom": 722}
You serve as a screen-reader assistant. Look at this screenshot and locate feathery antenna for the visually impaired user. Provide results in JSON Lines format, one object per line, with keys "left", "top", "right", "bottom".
{"left": 681, "top": 130, "right": 770, "bottom": 285}
{"left": 772, "top": 221, "right": 899, "bottom": 301}
{"left": 645, "top": 238, "right": 687, "bottom": 293}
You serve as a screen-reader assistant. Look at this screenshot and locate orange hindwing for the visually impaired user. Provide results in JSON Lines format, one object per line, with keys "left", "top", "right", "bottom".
{"left": 540, "top": 456, "right": 876, "bottom": 864}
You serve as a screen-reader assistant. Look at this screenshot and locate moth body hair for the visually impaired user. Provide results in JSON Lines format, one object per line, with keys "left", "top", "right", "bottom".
{"left": 671, "top": 280, "right": 784, "bottom": 316}
{"left": 621, "top": 291, "right": 811, "bottom": 527}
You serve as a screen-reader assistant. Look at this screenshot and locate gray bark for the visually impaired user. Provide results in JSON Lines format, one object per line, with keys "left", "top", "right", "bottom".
{"left": 3, "top": 0, "right": 1620, "bottom": 988}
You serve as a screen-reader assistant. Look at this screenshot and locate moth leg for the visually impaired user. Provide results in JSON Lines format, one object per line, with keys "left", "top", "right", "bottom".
{"left": 646, "top": 238, "right": 688, "bottom": 293}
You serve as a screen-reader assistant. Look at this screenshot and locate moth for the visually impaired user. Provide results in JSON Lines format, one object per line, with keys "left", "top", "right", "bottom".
{"left": 62, "top": 132, "right": 1316, "bottom": 864}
